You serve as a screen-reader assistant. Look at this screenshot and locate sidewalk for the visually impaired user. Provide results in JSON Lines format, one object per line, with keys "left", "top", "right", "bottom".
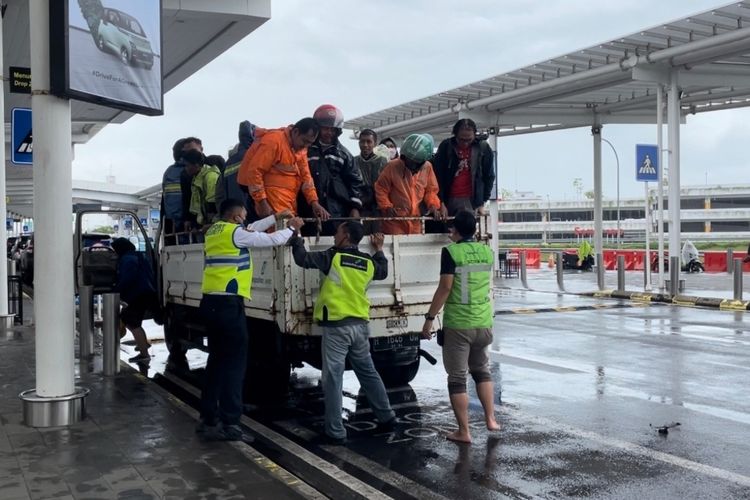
{"left": 0, "top": 321, "right": 313, "bottom": 500}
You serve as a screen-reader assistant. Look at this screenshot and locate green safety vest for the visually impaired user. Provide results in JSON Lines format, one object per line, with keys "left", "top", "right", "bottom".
{"left": 314, "top": 251, "right": 374, "bottom": 323}
{"left": 201, "top": 221, "right": 253, "bottom": 299}
{"left": 443, "top": 241, "right": 494, "bottom": 329}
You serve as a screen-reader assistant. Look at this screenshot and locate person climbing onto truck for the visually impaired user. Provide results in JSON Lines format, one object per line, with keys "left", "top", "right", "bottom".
{"left": 197, "top": 198, "right": 304, "bottom": 442}
{"left": 111, "top": 237, "right": 158, "bottom": 363}
{"left": 302, "top": 104, "right": 364, "bottom": 235}
{"left": 289, "top": 221, "right": 395, "bottom": 445}
{"left": 375, "top": 133, "right": 447, "bottom": 235}
{"left": 237, "top": 117, "right": 330, "bottom": 222}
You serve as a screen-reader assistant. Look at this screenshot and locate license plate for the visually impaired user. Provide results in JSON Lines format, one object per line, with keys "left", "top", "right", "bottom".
{"left": 372, "top": 334, "right": 419, "bottom": 352}
{"left": 386, "top": 317, "right": 408, "bottom": 329}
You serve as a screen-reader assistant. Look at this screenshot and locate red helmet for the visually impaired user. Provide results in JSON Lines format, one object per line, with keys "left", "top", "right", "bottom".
{"left": 313, "top": 104, "right": 345, "bottom": 129}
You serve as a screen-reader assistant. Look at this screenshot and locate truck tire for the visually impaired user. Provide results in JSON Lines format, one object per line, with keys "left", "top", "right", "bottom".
{"left": 378, "top": 357, "right": 420, "bottom": 388}
{"left": 164, "top": 304, "right": 188, "bottom": 361}
{"left": 243, "top": 319, "right": 290, "bottom": 402}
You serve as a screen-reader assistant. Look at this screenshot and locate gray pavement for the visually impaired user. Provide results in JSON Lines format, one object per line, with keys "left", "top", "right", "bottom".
{"left": 0, "top": 323, "right": 313, "bottom": 500}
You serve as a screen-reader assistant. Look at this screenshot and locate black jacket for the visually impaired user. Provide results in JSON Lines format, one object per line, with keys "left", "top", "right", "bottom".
{"left": 216, "top": 120, "right": 256, "bottom": 215}
{"left": 432, "top": 137, "right": 496, "bottom": 209}
{"left": 304, "top": 141, "right": 363, "bottom": 218}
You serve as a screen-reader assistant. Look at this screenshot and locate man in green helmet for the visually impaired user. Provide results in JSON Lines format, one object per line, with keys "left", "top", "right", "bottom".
{"left": 374, "top": 133, "right": 447, "bottom": 234}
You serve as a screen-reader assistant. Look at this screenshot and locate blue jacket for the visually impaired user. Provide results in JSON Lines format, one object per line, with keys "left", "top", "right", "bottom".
{"left": 162, "top": 162, "right": 186, "bottom": 224}
{"left": 116, "top": 252, "right": 157, "bottom": 304}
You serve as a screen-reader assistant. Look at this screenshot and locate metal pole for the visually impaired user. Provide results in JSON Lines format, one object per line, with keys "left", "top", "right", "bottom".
{"left": 601, "top": 138, "right": 621, "bottom": 249}
{"left": 657, "top": 86, "right": 666, "bottom": 291}
{"left": 78, "top": 286, "right": 94, "bottom": 359}
{"left": 592, "top": 126, "right": 603, "bottom": 257}
{"left": 7, "top": 259, "right": 16, "bottom": 277}
{"left": 30, "top": 0, "right": 76, "bottom": 397}
{"left": 102, "top": 293, "right": 120, "bottom": 376}
{"left": 727, "top": 249, "right": 734, "bottom": 274}
{"left": 596, "top": 252, "right": 605, "bottom": 290}
{"left": 556, "top": 251, "right": 564, "bottom": 292}
{"left": 0, "top": 12, "right": 9, "bottom": 322}
{"left": 667, "top": 73, "right": 682, "bottom": 272}
{"left": 519, "top": 251, "right": 528, "bottom": 289}
{"left": 617, "top": 255, "right": 625, "bottom": 292}
{"left": 644, "top": 182, "right": 651, "bottom": 291}
{"left": 669, "top": 256, "right": 680, "bottom": 296}
{"left": 733, "top": 258, "right": 743, "bottom": 301}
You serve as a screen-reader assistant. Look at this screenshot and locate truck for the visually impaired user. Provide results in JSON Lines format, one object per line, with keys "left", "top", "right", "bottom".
{"left": 74, "top": 210, "right": 493, "bottom": 400}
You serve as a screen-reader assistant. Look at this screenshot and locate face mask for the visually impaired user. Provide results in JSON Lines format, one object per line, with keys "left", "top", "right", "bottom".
{"left": 388, "top": 147, "right": 398, "bottom": 160}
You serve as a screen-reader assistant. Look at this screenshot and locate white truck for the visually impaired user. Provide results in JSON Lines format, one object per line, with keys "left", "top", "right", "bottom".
{"left": 75, "top": 210, "right": 493, "bottom": 399}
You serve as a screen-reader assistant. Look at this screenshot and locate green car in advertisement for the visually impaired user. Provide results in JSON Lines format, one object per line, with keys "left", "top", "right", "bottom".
{"left": 96, "top": 7, "right": 154, "bottom": 70}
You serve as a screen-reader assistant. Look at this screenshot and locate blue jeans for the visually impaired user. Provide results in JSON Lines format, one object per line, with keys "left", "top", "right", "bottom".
{"left": 321, "top": 323, "right": 395, "bottom": 439}
{"left": 200, "top": 295, "right": 247, "bottom": 426}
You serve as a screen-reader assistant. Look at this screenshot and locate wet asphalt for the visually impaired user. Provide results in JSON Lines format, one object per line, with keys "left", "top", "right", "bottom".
{"left": 129, "top": 281, "right": 750, "bottom": 499}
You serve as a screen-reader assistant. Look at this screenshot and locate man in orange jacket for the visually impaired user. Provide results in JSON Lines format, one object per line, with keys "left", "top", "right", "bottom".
{"left": 375, "top": 133, "right": 447, "bottom": 235}
{"left": 238, "top": 118, "right": 330, "bottom": 221}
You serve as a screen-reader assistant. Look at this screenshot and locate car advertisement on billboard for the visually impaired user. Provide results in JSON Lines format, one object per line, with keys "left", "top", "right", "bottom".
{"left": 50, "top": 0, "right": 163, "bottom": 115}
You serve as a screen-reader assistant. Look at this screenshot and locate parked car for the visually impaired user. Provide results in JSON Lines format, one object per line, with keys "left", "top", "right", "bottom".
{"left": 96, "top": 7, "right": 154, "bottom": 70}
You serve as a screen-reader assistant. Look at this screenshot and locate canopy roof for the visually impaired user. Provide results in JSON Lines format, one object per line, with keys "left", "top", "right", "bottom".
{"left": 346, "top": 2, "right": 750, "bottom": 140}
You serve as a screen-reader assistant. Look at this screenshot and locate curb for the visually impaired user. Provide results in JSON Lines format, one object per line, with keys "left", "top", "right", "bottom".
{"left": 582, "top": 290, "right": 750, "bottom": 311}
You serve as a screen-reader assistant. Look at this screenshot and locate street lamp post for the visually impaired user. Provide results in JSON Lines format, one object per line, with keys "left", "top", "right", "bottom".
{"left": 601, "top": 138, "right": 621, "bottom": 248}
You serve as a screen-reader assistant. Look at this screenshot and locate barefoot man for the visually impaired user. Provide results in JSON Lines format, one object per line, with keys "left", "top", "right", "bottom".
{"left": 421, "top": 210, "right": 500, "bottom": 443}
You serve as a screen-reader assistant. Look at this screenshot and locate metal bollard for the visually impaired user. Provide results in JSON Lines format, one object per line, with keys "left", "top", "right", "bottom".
{"left": 669, "top": 256, "right": 680, "bottom": 296}
{"left": 7, "top": 259, "right": 16, "bottom": 276}
{"left": 733, "top": 258, "right": 743, "bottom": 301}
{"left": 727, "top": 249, "right": 734, "bottom": 274}
{"left": 596, "top": 252, "right": 605, "bottom": 290}
{"left": 617, "top": 255, "right": 625, "bottom": 292}
{"left": 102, "top": 293, "right": 120, "bottom": 376}
{"left": 556, "top": 251, "right": 564, "bottom": 291}
{"left": 519, "top": 252, "right": 528, "bottom": 289}
{"left": 78, "top": 286, "right": 94, "bottom": 359}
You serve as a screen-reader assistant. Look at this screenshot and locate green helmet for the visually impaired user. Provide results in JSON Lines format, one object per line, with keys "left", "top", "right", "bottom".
{"left": 400, "top": 133, "right": 434, "bottom": 163}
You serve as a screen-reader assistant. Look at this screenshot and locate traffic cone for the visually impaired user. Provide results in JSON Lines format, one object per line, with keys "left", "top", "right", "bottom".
{"left": 547, "top": 254, "right": 555, "bottom": 268}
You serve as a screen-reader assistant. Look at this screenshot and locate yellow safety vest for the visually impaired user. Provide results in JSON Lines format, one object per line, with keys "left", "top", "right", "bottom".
{"left": 443, "top": 241, "right": 493, "bottom": 329}
{"left": 202, "top": 221, "right": 253, "bottom": 299}
{"left": 314, "top": 251, "right": 374, "bottom": 323}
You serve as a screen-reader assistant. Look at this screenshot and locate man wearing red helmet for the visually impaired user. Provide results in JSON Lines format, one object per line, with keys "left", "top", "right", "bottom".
{"left": 302, "top": 104, "right": 364, "bottom": 235}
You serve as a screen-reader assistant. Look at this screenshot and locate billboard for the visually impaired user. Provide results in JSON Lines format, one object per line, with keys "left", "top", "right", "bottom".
{"left": 50, "top": 0, "right": 163, "bottom": 115}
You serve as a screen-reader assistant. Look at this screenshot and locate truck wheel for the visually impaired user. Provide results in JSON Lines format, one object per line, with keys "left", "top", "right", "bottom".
{"left": 164, "top": 305, "right": 188, "bottom": 361}
{"left": 379, "top": 357, "right": 420, "bottom": 388}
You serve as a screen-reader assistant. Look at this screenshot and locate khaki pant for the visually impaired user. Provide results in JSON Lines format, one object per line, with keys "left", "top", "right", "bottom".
{"left": 442, "top": 327, "right": 493, "bottom": 394}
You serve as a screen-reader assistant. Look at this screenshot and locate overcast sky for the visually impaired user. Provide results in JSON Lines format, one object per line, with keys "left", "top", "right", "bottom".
{"left": 71, "top": 0, "right": 748, "bottom": 201}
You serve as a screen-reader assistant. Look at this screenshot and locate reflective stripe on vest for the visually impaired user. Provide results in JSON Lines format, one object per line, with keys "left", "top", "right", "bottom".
{"left": 201, "top": 221, "right": 253, "bottom": 299}
{"left": 444, "top": 242, "right": 493, "bottom": 329}
{"left": 314, "top": 252, "right": 374, "bottom": 323}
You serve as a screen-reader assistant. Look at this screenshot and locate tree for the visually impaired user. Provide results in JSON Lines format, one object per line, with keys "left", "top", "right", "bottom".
{"left": 573, "top": 178, "right": 583, "bottom": 199}
{"left": 584, "top": 190, "right": 595, "bottom": 199}
{"left": 500, "top": 188, "right": 514, "bottom": 200}
{"left": 91, "top": 225, "right": 115, "bottom": 234}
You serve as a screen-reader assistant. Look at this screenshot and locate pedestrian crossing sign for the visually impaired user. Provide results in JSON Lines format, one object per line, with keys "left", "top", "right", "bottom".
{"left": 635, "top": 144, "right": 658, "bottom": 182}
{"left": 11, "top": 108, "right": 33, "bottom": 165}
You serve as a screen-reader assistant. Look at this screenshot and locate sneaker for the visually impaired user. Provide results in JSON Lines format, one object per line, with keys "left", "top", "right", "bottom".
{"left": 128, "top": 352, "right": 151, "bottom": 363}
{"left": 195, "top": 420, "right": 219, "bottom": 435}
{"left": 323, "top": 433, "right": 347, "bottom": 446}
{"left": 376, "top": 416, "right": 398, "bottom": 432}
{"left": 214, "top": 424, "right": 255, "bottom": 444}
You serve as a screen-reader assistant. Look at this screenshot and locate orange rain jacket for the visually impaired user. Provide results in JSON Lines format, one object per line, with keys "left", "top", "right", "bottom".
{"left": 237, "top": 126, "right": 318, "bottom": 214}
{"left": 374, "top": 158, "right": 442, "bottom": 235}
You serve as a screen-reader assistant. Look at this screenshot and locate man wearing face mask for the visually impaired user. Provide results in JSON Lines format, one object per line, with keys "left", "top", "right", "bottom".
{"left": 375, "top": 133, "right": 447, "bottom": 235}
{"left": 198, "top": 198, "right": 304, "bottom": 442}
{"left": 302, "top": 104, "right": 364, "bottom": 235}
{"left": 379, "top": 137, "right": 399, "bottom": 161}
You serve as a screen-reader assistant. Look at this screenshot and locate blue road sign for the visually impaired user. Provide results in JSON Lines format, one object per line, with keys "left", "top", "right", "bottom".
{"left": 636, "top": 144, "right": 658, "bottom": 182}
{"left": 11, "top": 108, "right": 33, "bottom": 165}
{"left": 140, "top": 218, "right": 148, "bottom": 227}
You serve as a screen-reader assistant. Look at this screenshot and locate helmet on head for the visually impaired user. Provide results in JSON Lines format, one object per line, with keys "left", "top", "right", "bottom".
{"left": 313, "top": 104, "right": 345, "bottom": 129}
{"left": 400, "top": 134, "right": 434, "bottom": 163}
